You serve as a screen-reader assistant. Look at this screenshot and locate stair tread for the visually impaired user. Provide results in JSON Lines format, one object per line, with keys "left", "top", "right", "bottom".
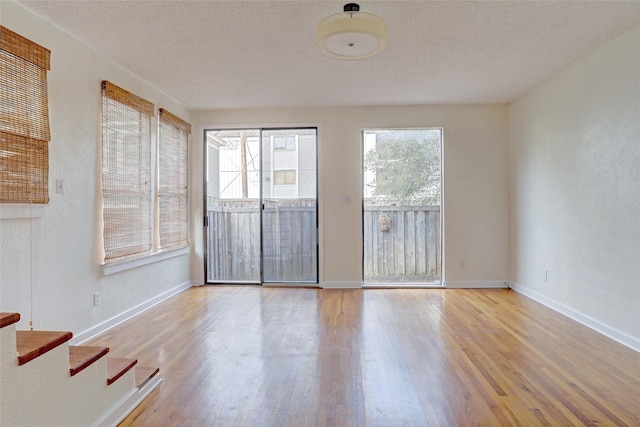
{"left": 107, "top": 357, "right": 137, "bottom": 385}
{"left": 16, "top": 330, "right": 73, "bottom": 366}
{"left": 0, "top": 312, "right": 20, "bottom": 328}
{"left": 135, "top": 366, "right": 160, "bottom": 389}
{"left": 69, "top": 345, "right": 110, "bottom": 376}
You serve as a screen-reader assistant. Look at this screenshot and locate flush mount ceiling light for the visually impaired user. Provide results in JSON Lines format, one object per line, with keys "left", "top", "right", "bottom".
{"left": 316, "top": 3, "right": 387, "bottom": 60}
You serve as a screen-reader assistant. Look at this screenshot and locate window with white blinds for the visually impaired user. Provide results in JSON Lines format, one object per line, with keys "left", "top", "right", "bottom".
{"left": 101, "top": 81, "right": 154, "bottom": 264}
{"left": 158, "top": 108, "right": 190, "bottom": 250}
{"left": 0, "top": 26, "right": 51, "bottom": 204}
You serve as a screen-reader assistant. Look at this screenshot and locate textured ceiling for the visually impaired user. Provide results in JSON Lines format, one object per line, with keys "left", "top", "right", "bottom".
{"left": 15, "top": 0, "right": 640, "bottom": 110}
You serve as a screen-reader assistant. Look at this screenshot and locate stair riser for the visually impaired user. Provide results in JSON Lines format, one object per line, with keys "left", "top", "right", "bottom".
{"left": 96, "top": 376, "right": 163, "bottom": 427}
{"left": 0, "top": 344, "right": 71, "bottom": 426}
{"left": 67, "top": 364, "right": 137, "bottom": 426}
{"left": 1, "top": 342, "right": 140, "bottom": 427}
{"left": 1, "top": 318, "right": 158, "bottom": 427}
{"left": 0, "top": 326, "right": 17, "bottom": 365}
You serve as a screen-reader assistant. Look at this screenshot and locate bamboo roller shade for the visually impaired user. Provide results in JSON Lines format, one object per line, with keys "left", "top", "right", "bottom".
{"left": 0, "top": 26, "right": 51, "bottom": 204}
{"left": 0, "top": 134, "right": 49, "bottom": 204}
{"left": 158, "top": 109, "right": 191, "bottom": 250}
{"left": 0, "top": 26, "right": 50, "bottom": 70}
{"left": 101, "top": 81, "right": 154, "bottom": 263}
{"left": 102, "top": 80, "right": 154, "bottom": 116}
{"left": 159, "top": 108, "right": 191, "bottom": 133}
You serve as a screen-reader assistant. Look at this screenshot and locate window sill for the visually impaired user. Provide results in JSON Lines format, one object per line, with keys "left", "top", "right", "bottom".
{"left": 0, "top": 204, "right": 46, "bottom": 219}
{"left": 102, "top": 246, "right": 189, "bottom": 276}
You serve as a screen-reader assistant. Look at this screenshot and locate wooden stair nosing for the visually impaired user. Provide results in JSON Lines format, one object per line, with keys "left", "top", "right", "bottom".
{"left": 16, "top": 331, "right": 73, "bottom": 366}
{"left": 107, "top": 357, "right": 137, "bottom": 385}
{"left": 0, "top": 312, "right": 20, "bottom": 328}
{"left": 135, "top": 366, "right": 160, "bottom": 389}
{"left": 69, "top": 346, "right": 110, "bottom": 376}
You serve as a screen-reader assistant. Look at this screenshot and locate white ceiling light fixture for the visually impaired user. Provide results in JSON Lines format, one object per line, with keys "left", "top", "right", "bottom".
{"left": 317, "top": 3, "right": 387, "bottom": 60}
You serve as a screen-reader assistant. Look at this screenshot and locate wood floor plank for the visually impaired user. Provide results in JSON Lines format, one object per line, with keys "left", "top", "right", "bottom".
{"left": 83, "top": 287, "right": 640, "bottom": 426}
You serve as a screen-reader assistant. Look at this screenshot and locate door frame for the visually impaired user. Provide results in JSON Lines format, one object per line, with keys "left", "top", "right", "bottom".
{"left": 202, "top": 127, "right": 319, "bottom": 286}
{"left": 361, "top": 127, "right": 444, "bottom": 287}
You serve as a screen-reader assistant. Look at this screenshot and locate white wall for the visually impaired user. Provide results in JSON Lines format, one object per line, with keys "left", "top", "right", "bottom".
{"left": 509, "top": 25, "right": 640, "bottom": 347}
{"left": 191, "top": 105, "right": 510, "bottom": 288}
{"left": 1, "top": 2, "right": 511, "bottom": 336}
{"left": 0, "top": 2, "right": 192, "bottom": 335}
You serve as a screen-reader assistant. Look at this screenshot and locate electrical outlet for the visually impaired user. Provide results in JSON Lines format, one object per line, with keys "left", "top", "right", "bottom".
{"left": 543, "top": 270, "right": 548, "bottom": 282}
{"left": 93, "top": 293, "right": 101, "bottom": 307}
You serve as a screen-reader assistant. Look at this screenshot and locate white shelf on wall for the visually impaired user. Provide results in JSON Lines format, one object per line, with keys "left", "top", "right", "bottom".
{"left": 0, "top": 204, "right": 46, "bottom": 220}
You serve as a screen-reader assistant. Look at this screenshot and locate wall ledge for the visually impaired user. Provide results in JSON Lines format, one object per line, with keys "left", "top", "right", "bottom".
{"left": 509, "top": 281, "right": 640, "bottom": 354}
{"left": 102, "top": 247, "right": 189, "bottom": 276}
{"left": 0, "top": 204, "right": 46, "bottom": 219}
{"left": 71, "top": 281, "right": 192, "bottom": 345}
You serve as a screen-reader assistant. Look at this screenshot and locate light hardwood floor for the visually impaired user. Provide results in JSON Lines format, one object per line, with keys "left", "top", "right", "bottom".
{"left": 86, "top": 287, "right": 640, "bottom": 426}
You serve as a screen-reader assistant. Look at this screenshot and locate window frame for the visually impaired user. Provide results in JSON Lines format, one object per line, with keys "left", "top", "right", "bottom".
{"left": 273, "top": 135, "right": 296, "bottom": 151}
{"left": 100, "top": 80, "right": 155, "bottom": 265}
{"left": 100, "top": 82, "right": 192, "bottom": 272}
{"left": 273, "top": 169, "right": 297, "bottom": 186}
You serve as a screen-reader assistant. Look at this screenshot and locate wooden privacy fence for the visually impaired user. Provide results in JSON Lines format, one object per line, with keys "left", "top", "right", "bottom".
{"left": 207, "top": 201, "right": 440, "bottom": 283}
{"left": 363, "top": 205, "right": 441, "bottom": 282}
{"left": 207, "top": 200, "right": 317, "bottom": 282}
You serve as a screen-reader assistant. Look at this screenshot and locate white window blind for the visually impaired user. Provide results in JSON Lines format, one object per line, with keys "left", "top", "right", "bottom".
{"left": 0, "top": 26, "right": 51, "bottom": 204}
{"left": 101, "top": 81, "right": 154, "bottom": 264}
{"left": 158, "top": 108, "right": 190, "bottom": 251}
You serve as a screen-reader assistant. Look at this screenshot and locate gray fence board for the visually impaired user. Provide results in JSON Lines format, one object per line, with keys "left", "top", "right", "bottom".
{"left": 363, "top": 206, "right": 441, "bottom": 282}
{"left": 208, "top": 202, "right": 317, "bottom": 283}
{"left": 206, "top": 203, "right": 440, "bottom": 283}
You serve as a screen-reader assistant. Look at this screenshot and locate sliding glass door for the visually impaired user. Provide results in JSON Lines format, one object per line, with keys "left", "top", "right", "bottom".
{"left": 205, "top": 129, "right": 261, "bottom": 283}
{"left": 261, "top": 129, "right": 318, "bottom": 283}
{"left": 205, "top": 128, "right": 318, "bottom": 284}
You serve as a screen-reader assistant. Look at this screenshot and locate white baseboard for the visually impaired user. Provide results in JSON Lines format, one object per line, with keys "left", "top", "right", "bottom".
{"left": 322, "top": 281, "right": 362, "bottom": 289}
{"left": 262, "top": 283, "right": 319, "bottom": 288}
{"left": 509, "top": 281, "right": 640, "bottom": 353}
{"left": 322, "top": 281, "right": 509, "bottom": 289}
{"left": 96, "top": 375, "right": 163, "bottom": 427}
{"left": 364, "top": 283, "right": 444, "bottom": 289}
{"left": 72, "top": 281, "right": 192, "bottom": 345}
{"left": 444, "top": 280, "right": 509, "bottom": 289}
